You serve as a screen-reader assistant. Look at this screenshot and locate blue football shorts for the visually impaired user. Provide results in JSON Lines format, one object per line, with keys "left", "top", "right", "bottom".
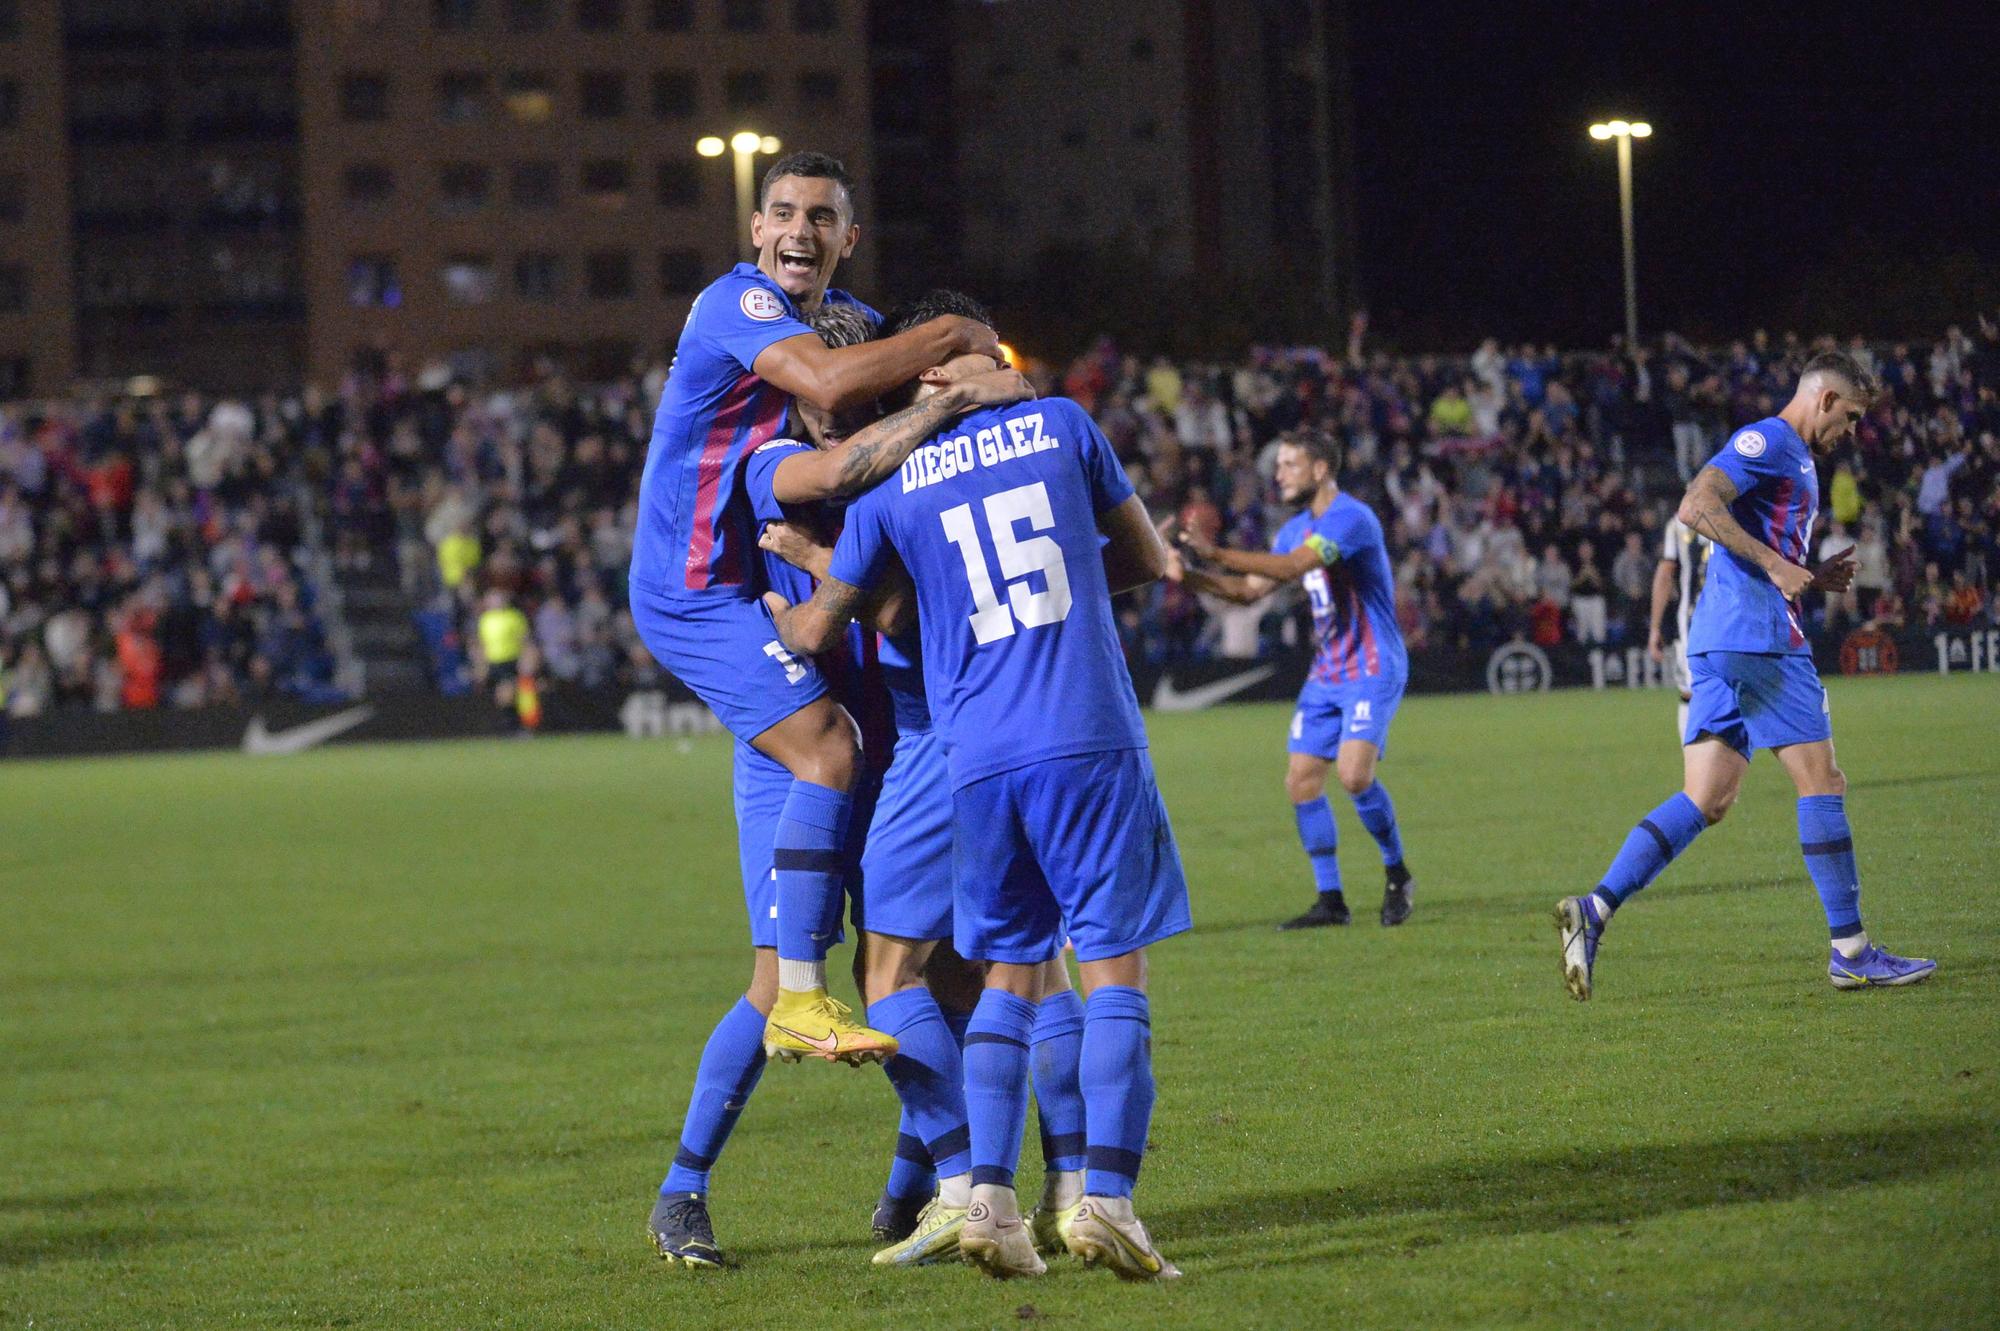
{"left": 853, "top": 727, "right": 954, "bottom": 943}
{"left": 951, "top": 747, "right": 1192, "bottom": 966}
{"left": 1684, "top": 650, "right": 1831, "bottom": 757}
{"left": 631, "top": 584, "right": 826, "bottom": 743}
{"left": 1288, "top": 671, "right": 1406, "bottom": 760}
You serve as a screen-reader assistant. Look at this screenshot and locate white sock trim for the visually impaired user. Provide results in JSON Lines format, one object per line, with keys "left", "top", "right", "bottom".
{"left": 777, "top": 959, "right": 827, "bottom": 992}
{"left": 1833, "top": 930, "right": 1869, "bottom": 960}
{"left": 938, "top": 1173, "right": 971, "bottom": 1209}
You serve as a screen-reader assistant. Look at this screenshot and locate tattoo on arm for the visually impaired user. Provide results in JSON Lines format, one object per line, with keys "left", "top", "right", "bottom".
{"left": 1681, "top": 466, "right": 1776, "bottom": 570}
{"left": 830, "top": 392, "right": 960, "bottom": 496}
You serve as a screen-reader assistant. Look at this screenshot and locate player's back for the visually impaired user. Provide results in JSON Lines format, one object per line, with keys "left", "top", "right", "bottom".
{"left": 830, "top": 395, "right": 1144, "bottom": 789}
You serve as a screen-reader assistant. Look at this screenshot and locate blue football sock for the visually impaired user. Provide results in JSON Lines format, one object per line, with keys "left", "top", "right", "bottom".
{"left": 774, "top": 780, "right": 851, "bottom": 965}
{"left": 942, "top": 1007, "right": 972, "bottom": 1049}
{"left": 1596, "top": 792, "right": 1707, "bottom": 910}
{"left": 868, "top": 988, "right": 971, "bottom": 1180}
{"left": 1350, "top": 781, "right": 1406, "bottom": 869}
{"left": 883, "top": 1125, "right": 933, "bottom": 1203}
{"left": 1080, "top": 986, "right": 1155, "bottom": 1200}
{"left": 661, "top": 997, "right": 767, "bottom": 1196}
{"left": 1798, "top": 795, "right": 1864, "bottom": 939}
{"left": 1030, "top": 989, "right": 1087, "bottom": 1174}
{"left": 963, "top": 989, "right": 1038, "bottom": 1189}
{"left": 1293, "top": 798, "right": 1343, "bottom": 897}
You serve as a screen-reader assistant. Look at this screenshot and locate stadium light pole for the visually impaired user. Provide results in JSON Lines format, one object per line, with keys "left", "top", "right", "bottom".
{"left": 698, "top": 132, "right": 783, "bottom": 259}
{"left": 1589, "top": 119, "right": 1651, "bottom": 344}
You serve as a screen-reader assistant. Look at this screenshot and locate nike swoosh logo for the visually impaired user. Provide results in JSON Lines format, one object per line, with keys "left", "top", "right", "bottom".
{"left": 1087, "top": 1211, "right": 1162, "bottom": 1272}
{"left": 1150, "top": 664, "right": 1276, "bottom": 713}
{"left": 772, "top": 1024, "right": 841, "bottom": 1054}
{"left": 242, "top": 705, "right": 377, "bottom": 756}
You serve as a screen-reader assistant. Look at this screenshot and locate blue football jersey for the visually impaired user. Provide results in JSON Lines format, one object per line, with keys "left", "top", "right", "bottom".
{"left": 1271, "top": 493, "right": 1408, "bottom": 687}
{"left": 1687, "top": 417, "right": 1818, "bottom": 656}
{"left": 740, "top": 437, "right": 892, "bottom": 757}
{"left": 827, "top": 396, "right": 1144, "bottom": 789}
{"left": 630, "top": 263, "right": 876, "bottom": 598}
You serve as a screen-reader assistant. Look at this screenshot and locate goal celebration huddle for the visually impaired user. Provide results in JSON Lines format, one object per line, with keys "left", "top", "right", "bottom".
{"left": 631, "top": 151, "right": 1935, "bottom": 1283}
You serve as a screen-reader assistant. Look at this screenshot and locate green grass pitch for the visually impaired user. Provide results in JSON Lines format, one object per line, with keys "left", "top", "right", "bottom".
{"left": 4, "top": 675, "right": 1997, "bottom": 1330}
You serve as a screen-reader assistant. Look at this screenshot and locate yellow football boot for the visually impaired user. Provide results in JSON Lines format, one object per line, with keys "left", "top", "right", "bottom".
{"left": 762, "top": 988, "right": 898, "bottom": 1065}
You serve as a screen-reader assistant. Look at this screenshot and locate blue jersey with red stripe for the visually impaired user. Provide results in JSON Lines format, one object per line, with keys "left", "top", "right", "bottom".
{"left": 1687, "top": 417, "right": 1818, "bottom": 656}
{"left": 1272, "top": 492, "right": 1407, "bottom": 688}
{"left": 630, "top": 263, "right": 876, "bottom": 598}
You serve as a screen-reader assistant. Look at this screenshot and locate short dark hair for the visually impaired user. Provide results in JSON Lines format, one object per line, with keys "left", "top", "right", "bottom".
{"left": 807, "top": 301, "right": 877, "bottom": 350}
{"left": 759, "top": 151, "right": 854, "bottom": 214}
{"left": 1800, "top": 350, "right": 1879, "bottom": 402}
{"left": 1283, "top": 428, "right": 1344, "bottom": 476}
{"left": 885, "top": 288, "right": 995, "bottom": 340}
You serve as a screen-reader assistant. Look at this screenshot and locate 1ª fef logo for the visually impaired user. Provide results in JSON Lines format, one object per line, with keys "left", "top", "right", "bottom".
{"left": 740, "top": 287, "right": 786, "bottom": 321}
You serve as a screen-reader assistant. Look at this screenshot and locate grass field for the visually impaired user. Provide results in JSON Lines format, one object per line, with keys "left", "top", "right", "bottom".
{"left": 4, "top": 675, "right": 1997, "bottom": 1330}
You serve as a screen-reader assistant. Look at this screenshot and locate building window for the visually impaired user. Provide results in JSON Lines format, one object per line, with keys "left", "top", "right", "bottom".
{"left": 506, "top": 0, "right": 552, "bottom": 29}
{"left": 0, "top": 263, "right": 25, "bottom": 312}
{"left": 725, "top": 70, "right": 768, "bottom": 109}
{"left": 586, "top": 250, "right": 633, "bottom": 299}
{"left": 722, "top": 0, "right": 764, "bottom": 31}
{"left": 510, "top": 160, "right": 559, "bottom": 207}
{"left": 651, "top": 69, "right": 695, "bottom": 118}
{"left": 440, "top": 255, "right": 498, "bottom": 304}
{"left": 797, "top": 70, "right": 840, "bottom": 109}
{"left": 655, "top": 159, "right": 698, "bottom": 207}
{"left": 0, "top": 171, "right": 23, "bottom": 222}
{"left": 659, "top": 248, "right": 703, "bottom": 295}
{"left": 503, "top": 71, "right": 554, "bottom": 122}
{"left": 579, "top": 70, "right": 625, "bottom": 118}
{"left": 339, "top": 73, "right": 389, "bottom": 121}
{"left": 576, "top": 0, "right": 622, "bottom": 30}
{"left": 648, "top": 0, "right": 691, "bottom": 30}
{"left": 580, "top": 158, "right": 630, "bottom": 207}
{"left": 792, "top": 0, "right": 836, "bottom": 32}
{"left": 438, "top": 72, "right": 489, "bottom": 123}
{"left": 342, "top": 162, "right": 395, "bottom": 204}
{"left": 515, "top": 252, "right": 562, "bottom": 300}
{"left": 347, "top": 255, "right": 401, "bottom": 307}
{"left": 439, "top": 162, "right": 492, "bottom": 211}
{"left": 433, "top": 0, "right": 480, "bottom": 29}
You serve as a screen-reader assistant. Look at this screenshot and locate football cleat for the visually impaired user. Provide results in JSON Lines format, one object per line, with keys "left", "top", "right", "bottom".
{"left": 1028, "top": 1200, "right": 1081, "bottom": 1255}
{"left": 647, "top": 1191, "right": 723, "bottom": 1269}
{"left": 1555, "top": 895, "right": 1605, "bottom": 1001}
{"left": 1063, "top": 1198, "right": 1181, "bottom": 1281}
{"left": 871, "top": 1198, "right": 967, "bottom": 1267}
{"left": 871, "top": 1190, "right": 930, "bottom": 1243}
{"left": 1279, "top": 894, "right": 1350, "bottom": 930}
{"left": 763, "top": 988, "right": 899, "bottom": 1065}
{"left": 960, "top": 1199, "right": 1046, "bottom": 1279}
{"left": 1380, "top": 874, "right": 1415, "bottom": 927}
{"left": 1829, "top": 944, "right": 1936, "bottom": 990}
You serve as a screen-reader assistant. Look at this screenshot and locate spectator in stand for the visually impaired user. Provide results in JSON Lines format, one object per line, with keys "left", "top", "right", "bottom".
{"left": 1943, "top": 570, "right": 1987, "bottom": 626}
{"left": 1571, "top": 540, "right": 1609, "bottom": 644}
{"left": 1611, "top": 530, "right": 1651, "bottom": 634}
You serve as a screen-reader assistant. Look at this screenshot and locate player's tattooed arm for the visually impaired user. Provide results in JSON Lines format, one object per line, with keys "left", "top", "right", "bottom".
{"left": 772, "top": 368, "right": 1035, "bottom": 505}
{"left": 1677, "top": 466, "right": 1812, "bottom": 599}
{"left": 764, "top": 579, "right": 864, "bottom": 656}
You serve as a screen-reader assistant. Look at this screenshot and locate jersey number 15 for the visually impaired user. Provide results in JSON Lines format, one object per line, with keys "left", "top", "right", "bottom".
{"left": 940, "top": 481, "right": 1074, "bottom": 646}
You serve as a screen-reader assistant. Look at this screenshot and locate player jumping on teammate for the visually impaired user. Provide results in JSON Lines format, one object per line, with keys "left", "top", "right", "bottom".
{"left": 638, "top": 154, "right": 1030, "bottom": 1268}
{"left": 1557, "top": 352, "right": 1935, "bottom": 998}
{"left": 1168, "top": 430, "right": 1417, "bottom": 929}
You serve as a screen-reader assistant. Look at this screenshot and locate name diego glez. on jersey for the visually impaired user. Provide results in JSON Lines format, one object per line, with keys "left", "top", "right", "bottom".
{"left": 899, "top": 411, "right": 1059, "bottom": 493}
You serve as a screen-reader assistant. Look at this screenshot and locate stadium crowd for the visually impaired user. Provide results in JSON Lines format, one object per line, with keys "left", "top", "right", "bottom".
{"left": 5, "top": 315, "right": 1998, "bottom": 719}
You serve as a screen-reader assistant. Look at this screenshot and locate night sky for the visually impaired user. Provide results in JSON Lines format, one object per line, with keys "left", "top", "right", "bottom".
{"left": 1346, "top": 0, "right": 2000, "bottom": 349}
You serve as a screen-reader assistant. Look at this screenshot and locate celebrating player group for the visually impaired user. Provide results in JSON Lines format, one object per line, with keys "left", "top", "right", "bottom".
{"left": 628, "top": 151, "right": 1934, "bottom": 1283}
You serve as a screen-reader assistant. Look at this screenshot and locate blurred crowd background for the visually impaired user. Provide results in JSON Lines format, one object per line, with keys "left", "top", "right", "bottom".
{"left": 4, "top": 314, "right": 1998, "bottom": 719}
